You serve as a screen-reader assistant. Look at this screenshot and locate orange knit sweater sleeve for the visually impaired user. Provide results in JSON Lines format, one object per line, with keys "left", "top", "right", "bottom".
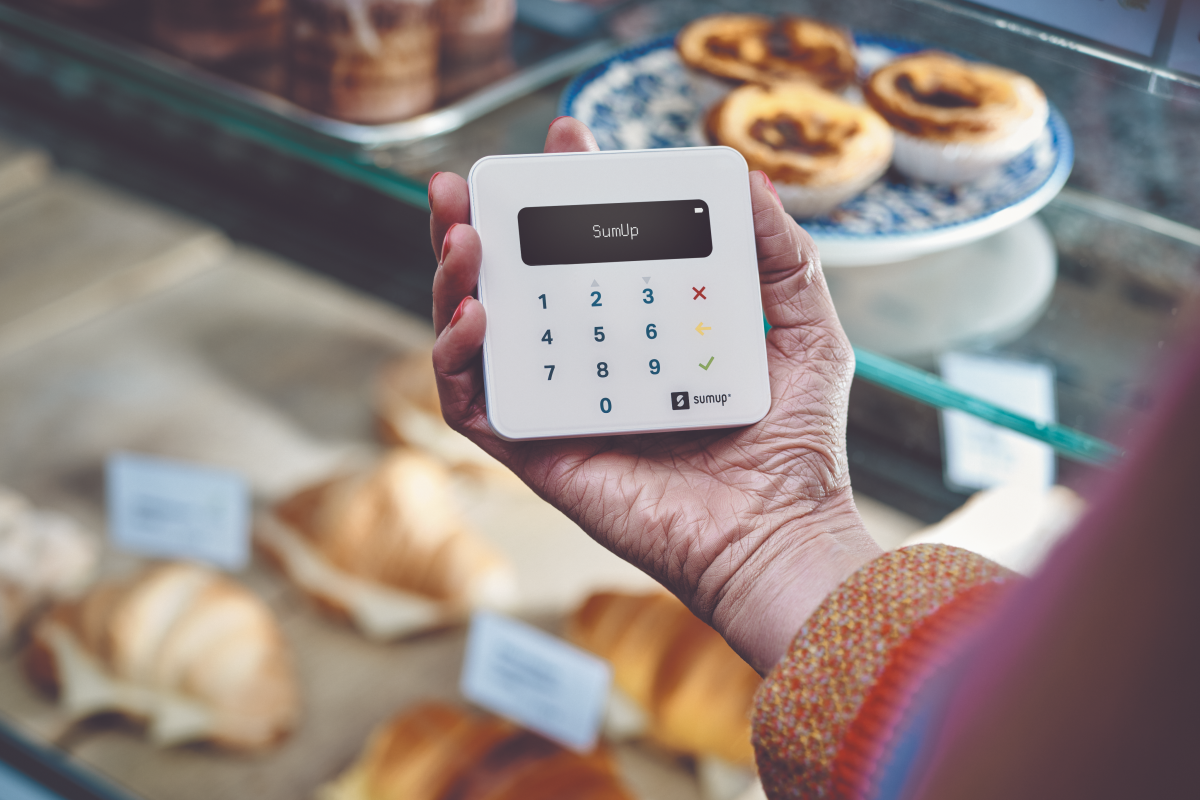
{"left": 751, "top": 544, "right": 1021, "bottom": 800}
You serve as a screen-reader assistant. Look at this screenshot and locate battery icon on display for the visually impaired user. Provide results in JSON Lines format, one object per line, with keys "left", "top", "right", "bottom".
{"left": 695, "top": 208, "right": 704, "bottom": 213}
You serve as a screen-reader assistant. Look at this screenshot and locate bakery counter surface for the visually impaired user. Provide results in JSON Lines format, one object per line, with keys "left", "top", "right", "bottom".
{"left": 0, "top": 243, "right": 676, "bottom": 800}
{"left": 0, "top": 132, "right": 928, "bottom": 800}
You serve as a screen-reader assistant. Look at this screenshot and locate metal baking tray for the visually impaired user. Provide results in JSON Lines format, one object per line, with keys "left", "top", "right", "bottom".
{"left": 0, "top": 2, "right": 617, "bottom": 151}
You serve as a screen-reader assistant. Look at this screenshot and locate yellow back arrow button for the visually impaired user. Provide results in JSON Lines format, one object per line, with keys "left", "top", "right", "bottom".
{"left": 695, "top": 322, "right": 712, "bottom": 335}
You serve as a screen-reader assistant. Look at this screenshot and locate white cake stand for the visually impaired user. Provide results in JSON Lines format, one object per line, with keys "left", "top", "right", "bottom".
{"left": 823, "top": 217, "right": 1057, "bottom": 359}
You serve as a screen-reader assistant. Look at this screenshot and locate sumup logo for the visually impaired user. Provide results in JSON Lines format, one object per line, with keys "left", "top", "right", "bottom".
{"left": 693, "top": 392, "right": 731, "bottom": 406}
{"left": 671, "top": 391, "right": 732, "bottom": 410}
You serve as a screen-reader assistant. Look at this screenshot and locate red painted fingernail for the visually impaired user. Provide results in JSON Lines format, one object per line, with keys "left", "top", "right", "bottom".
{"left": 762, "top": 172, "right": 783, "bottom": 207}
{"left": 428, "top": 172, "right": 442, "bottom": 193}
{"left": 549, "top": 115, "right": 569, "bottom": 129}
{"left": 441, "top": 223, "right": 458, "bottom": 264}
{"left": 449, "top": 297, "right": 470, "bottom": 328}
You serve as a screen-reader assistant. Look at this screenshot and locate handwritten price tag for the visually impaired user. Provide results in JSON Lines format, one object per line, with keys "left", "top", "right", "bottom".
{"left": 940, "top": 352, "right": 1057, "bottom": 492}
{"left": 461, "top": 611, "right": 611, "bottom": 752}
{"left": 106, "top": 452, "right": 250, "bottom": 570}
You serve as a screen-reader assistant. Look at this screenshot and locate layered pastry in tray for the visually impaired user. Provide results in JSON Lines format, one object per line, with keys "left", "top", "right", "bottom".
{"left": 439, "top": 0, "right": 515, "bottom": 67}
{"left": 320, "top": 702, "right": 634, "bottom": 800}
{"left": 285, "top": 0, "right": 517, "bottom": 118}
{"left": 25, "top": 563, "right": 299, "bottom": 750}
{"left": 437, "top": 0, "right": 518, "bottom": 102}
{"left": 43, "top": 0, "right": 519, "bottom": 124}
{"left": 289, "top": 0, "right": 442, "bottom": 124}
{"left": 149, "top": 0, "right": 288, "bottom": 64}
{"left": 258, "top": 449, "right": 517, "bottom": 640}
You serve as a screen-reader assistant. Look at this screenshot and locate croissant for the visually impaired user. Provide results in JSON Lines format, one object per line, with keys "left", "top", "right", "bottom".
{"left": 24, "top": 563, "right": 298, "bottom": 750}
{"left": 375, "top": 350, "right": 509, "bottom": 477}
{"left": 566, "top": 592, "right": 761, "bottom": 767}
{"left": 318, "top": 702, "right": 634, "bottom": 800}
{"left": 259, "top": 450, "right": 516, "bottom": 640}
{"left": 0, "top": 487, "right": 98, "bottom": 645}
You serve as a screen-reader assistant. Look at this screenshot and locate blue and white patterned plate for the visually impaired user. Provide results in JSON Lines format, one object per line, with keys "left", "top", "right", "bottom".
{"left": 561, "top": 34, "right": 1074, "bottom": 266}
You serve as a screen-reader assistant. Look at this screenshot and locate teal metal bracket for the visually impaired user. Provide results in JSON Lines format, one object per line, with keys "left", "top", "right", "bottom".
{"left": 761, "top": 316, "right": 1120, "bottom": 467}
{"left": 854, "top": 347, "right": 1121, "bottom": 467}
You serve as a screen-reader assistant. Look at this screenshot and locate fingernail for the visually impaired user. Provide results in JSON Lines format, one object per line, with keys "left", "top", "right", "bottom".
{"left": 440, "top": 223, "right": 458, "bottom": 265}
{"left": 762, "top": 172, "right": 783, "bottom": 207}
{"left": 428, "top": 172, "right": 442, "bottom": 194}
{"left": 449, "top": 297, "right": 470, "bottom": 328}
{"left": 549, "top": 115, "right": 568, "bottom": 130}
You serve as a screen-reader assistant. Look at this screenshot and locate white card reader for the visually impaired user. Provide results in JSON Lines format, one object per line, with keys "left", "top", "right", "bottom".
{"left": 469, "top": 146, "right": 771, "bottom": 440}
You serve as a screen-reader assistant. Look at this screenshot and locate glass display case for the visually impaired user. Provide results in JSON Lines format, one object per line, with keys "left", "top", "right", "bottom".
{"left": 3, "top": 0, "right": 1193, "bottom": 473}
{"left": 0, "top": 0, "right": 1196, "bottom": 797}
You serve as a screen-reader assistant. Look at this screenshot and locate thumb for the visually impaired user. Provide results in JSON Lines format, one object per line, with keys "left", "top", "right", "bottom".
{"left": 545, "top": 116, "right": 600, "bottom": 153}
{"left": 749, "top": 170, "right": 849, "bottom": 346}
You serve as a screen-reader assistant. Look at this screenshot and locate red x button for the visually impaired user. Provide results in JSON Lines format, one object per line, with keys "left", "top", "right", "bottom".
{"left": 693, "top": 286, "right": 707, "bottom": 300}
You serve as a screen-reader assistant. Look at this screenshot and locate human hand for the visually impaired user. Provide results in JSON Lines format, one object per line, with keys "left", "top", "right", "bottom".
{"left": 429, "top": 118, "right": 881, "bottom": 674}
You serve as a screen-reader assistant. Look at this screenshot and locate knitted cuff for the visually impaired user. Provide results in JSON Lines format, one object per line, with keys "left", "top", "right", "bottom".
{"left": 751, "top": 544, "right": 1019, "bottom": 800}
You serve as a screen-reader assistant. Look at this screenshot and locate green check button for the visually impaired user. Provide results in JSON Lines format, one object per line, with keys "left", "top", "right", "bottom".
{"left": 699, "top": 356, "right": 714, "bottom": 371}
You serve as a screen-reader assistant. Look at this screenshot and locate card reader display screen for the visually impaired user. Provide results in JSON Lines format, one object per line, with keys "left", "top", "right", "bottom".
{"left": 518, "top": 200, "right": 713, "bottom": 266}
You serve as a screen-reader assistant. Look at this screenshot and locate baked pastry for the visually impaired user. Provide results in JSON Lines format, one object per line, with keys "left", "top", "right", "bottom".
{"left": 376, "top": 349, "right": 508, "bottom": 476}
{"left": 707, "top": 82, "right": 893, "bottom": 218}
{"left": 436, "top": 0, "right": 516, "bottom": 101}
{"left": 566, "top": 591, "right": 761, "bottom": 766}
{"left": 25, "top": 563, "right": 298, "bottom": 750}
{"left": 0, "top": 488, "right": 98, "bottom": 645}
{"left": 438, "top": 0, "right": 515, "bottom": 68}
{"left": 319, "top": 702, "right": 634, "bottom": 800}
{"left": 677, "top": 14, "right": 857, "bottom": 108}
{"left": 259, "top": 450, "right": 516, "bottom": 640}
{"left": 150, "top": 0, "right": 288, "bottom": 63}
{"left": 864, "top": 51, "right": 1049, "bottom": 183}
{"left": 290, "top": 0, "right": 441, "bottom": 124}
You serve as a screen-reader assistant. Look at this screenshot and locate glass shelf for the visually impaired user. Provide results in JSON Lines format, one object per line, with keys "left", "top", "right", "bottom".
{"left": 852, "top": 348, "right": 1121, "bottom": 466}
{"left": 908, "top": 0, "right": 1200, "bottom": 97}
{"left": 2, "top": 0, "right": 1196, "bottom": 472}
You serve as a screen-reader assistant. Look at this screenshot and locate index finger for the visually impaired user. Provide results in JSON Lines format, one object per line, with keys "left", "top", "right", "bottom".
{"left": 429, "top": 172, "right": 471, "bottom": 261}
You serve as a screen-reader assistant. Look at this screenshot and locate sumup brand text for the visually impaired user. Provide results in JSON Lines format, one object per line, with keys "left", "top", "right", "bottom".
{"left": 693, "top": 393, "right": 730, "bottom": 406}
{"left": 593, "top": 223, "right": 638, "bottom": 240}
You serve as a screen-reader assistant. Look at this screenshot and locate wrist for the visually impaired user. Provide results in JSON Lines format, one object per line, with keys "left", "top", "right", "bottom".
{"left": 708, "top": 489, "right": 882, "bottom": 675}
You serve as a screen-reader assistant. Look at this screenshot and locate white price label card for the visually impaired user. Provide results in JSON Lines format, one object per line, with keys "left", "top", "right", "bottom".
{"left": 460, "top": 611, "right": 611, "bottom": 753}
{"left": 106, "top": 452, "right": 250, "bottom": 570}
{"left": 940, "top": 352, "right": 1057, "bottom": 493}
